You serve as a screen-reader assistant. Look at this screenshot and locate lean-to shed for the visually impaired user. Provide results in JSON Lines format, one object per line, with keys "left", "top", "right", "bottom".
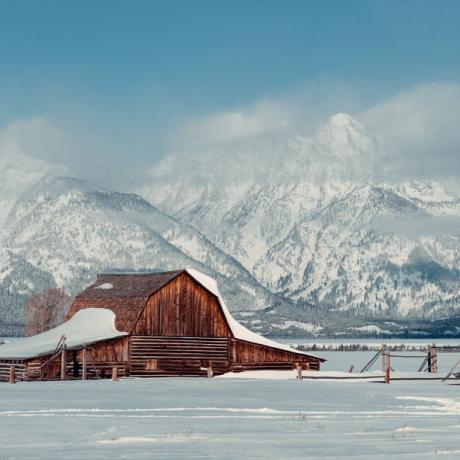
{"left": 0, "top": 269, "right": 324, "bottom": 381}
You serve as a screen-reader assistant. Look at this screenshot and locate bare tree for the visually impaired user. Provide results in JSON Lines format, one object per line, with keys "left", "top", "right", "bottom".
{"left": 23, "top": 288, "right": 74, "bottom": 336}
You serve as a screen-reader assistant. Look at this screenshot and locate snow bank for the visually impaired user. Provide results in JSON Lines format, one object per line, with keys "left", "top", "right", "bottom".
{"left": 0, "top": 308, "right": 127, "bottom": 359}
{"left": 186, "top": 269, "right": 321, "bottom": 359}
{"left": 217, "top": 369, "right": 383, "bottom": 381}
{"left": 218, "top": 369, "right": 453, "bottom": 381}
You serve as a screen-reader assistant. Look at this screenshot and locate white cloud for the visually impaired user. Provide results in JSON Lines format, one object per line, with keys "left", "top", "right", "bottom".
{"left": 370, "top": 215, "right": 460, "bottom": 237}
{"left": 0, "top": 117, "right": 71, "bottom": 167}
{"left": 172, "top": 80, "right": 460, "bottom": 184}
{"left": 359, "top": 82, "right": 460, "bottom": 180}
{"left": 2, "top": 80, "right": 460, "bottom": 192}
{"left": 177, "top": 99, "right": 293, "bottom": 146}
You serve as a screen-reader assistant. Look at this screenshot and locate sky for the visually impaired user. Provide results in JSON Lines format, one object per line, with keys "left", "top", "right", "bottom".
{"left": 0, "top": 0, "right": 459, "bottom": 189}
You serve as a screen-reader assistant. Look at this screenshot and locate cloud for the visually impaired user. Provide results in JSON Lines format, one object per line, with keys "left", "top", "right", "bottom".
{"left": 175, "top": 100, "right": 293, "bottom": 147}
{"left": 2, "top": 80, "right": 460, "bottom": 193}
{"left": 168, "top": 80, "right": 460, "bottom": 185}
{"left": 172, "top": 78, "right": 365, "bottom": 148}
{"left": 359, "top": 82, "right": 460, "bottom": 181}
{"left": 0, "top": 117, "right": 71, "bottom": 166}
{"left": 370, "top": 215, "right": 460, "bottom": 238}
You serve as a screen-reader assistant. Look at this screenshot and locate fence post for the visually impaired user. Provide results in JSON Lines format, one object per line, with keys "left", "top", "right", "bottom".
{"left": 296, "top": 363, "right": 303, "bottom": 380}
{"left": 385, "top": 353, "right": 391, "bottom": 384}
{"left": 9, "top": 366, "right": 15, "bottom": 384}
{"left": 61, "top": 346, "right": 67, "bottom": 380}
{"left": 431, "top": 344, "right": 438, "bottom": 373}
{"left": 207, "top": 365, "right": 213, "bottom": 378}
{"left": 381, "top": 345, "right": 387, "bottom": 372}
{"left": 82, "top": 347, "right": 87, "bottom": 380}
{"left": 112, "top": 367, "right": 118, "bottom": 381}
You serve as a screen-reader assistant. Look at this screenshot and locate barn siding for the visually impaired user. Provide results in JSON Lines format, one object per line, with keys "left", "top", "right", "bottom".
{"left": 132, "top": 273, "right": 232, "bottom": 338}
{"left": 231, "top": 339, "right": 321, "bottom": 371}
{"left": 129, "top": 336, "right": 230, "bottom": 376}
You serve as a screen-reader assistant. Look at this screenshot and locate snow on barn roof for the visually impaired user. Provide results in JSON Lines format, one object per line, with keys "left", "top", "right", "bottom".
{"left": 0, "top": 309, "right": 127, "bottom": 360}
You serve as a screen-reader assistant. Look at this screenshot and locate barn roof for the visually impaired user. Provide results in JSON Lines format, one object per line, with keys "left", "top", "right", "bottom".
{"left": 68, "top": 270, "right": 184, "bottom": 333}
{"left": 78, "top": 270, "right": 183, "bottom": 299}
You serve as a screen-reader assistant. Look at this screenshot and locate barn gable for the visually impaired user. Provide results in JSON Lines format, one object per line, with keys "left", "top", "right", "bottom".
{"left": 132, "top": 272, "right": 232, "bottom": 337}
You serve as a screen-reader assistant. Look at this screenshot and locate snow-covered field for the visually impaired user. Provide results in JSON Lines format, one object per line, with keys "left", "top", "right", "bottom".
{"left": 1, "top": 373, "right": 460, "bottom": 459}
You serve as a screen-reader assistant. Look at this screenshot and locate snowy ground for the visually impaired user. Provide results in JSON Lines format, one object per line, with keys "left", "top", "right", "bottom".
{"left": 1, "top": 375, "right": 460, "bottom": 459}
{"left": 2, "top": 341, "right": 460, "bottom": 459}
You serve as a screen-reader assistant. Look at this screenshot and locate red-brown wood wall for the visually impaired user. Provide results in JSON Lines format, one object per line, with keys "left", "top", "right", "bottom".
{"left": 230, "top": 339, "right": 321, "bottom": 371}
{"left": 132, "top": 273, "right": 232, "bottom": 337}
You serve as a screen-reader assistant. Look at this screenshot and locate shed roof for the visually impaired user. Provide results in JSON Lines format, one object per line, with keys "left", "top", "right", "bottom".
{"left": 0, "top": 309, "right": 127, "bottom": 360}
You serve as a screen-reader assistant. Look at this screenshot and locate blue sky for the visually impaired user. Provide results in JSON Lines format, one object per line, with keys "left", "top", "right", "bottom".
{"left": 0, "top": 0, "right": 459, "bottom": 187}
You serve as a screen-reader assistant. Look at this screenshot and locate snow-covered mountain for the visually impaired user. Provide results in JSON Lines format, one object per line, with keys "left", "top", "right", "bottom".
{"left": 140, "top": 113, "right": 460, "bottom": 321}
{"left": 0, "top": 149, "right": 289, "bottom": 334}
{"left": 1, "top": 112, "right": 459, "bottom": 336}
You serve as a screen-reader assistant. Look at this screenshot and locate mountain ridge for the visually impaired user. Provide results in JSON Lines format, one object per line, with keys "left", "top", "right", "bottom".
{"left": 140, "top": 113, "right": 460, "bottom": 324}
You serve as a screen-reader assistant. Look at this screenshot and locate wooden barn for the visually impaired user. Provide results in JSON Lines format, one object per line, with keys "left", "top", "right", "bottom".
{"left": 0, "top": 269, "right": 324, "bottom": 382}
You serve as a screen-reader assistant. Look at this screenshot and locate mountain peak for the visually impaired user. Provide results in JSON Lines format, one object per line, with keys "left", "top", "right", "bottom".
{"left": 327, "top": 112, "right": 359, "bottom": 128}
{"left": 306, "top": 112, "right": 376, "bottom": 182}
{"left": 316, "top": 112, "right": 367, "bottom": 142}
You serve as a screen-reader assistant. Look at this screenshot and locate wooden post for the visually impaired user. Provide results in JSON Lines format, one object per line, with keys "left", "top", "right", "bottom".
{"left": 61, "top": 346, "right": 66, "bottom": 380}
{"left": 207, "top": 365, "right": 213, "bottom": 378}
{"left": 82, "top": 347, "right": 87, "bottom": 380}
{"left": 296, "top": 363, "right": 303, "bottom": 380}
{"left": 385, "top": 352, "right": 390, "bottom": 384}
{"left": 9, "top": 366, "right": 15, "bottom": 384}
{"left": 112, "top": 367, "right": 118, "bottom": 381}
{"left": 427, "top": 347, "right": 432, "bottom": 373}
{"left": 381, "top": 345, "right": 387, "bottom": 372}
{"left": 431, "top": 344, "right": 438, "bottom": 374}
